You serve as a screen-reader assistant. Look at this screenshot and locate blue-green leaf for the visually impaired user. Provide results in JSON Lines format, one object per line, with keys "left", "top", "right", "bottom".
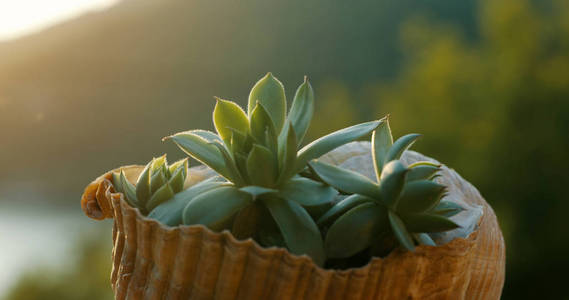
{"left": 247, "top": 144, "right": 277, "bottom": 187}
{"left": 247, "top": 72, "right": 286, "bottom": 132}
{"left": 401, "top": 213, "right": 460, "bottom": 233}
{"left": 406, "top": 165, "right": 441, "bottom": 182}
{"left": 414, "top": 233, "right": 436, "bottom": 246}
{"left": 189, "top": 129, "right": 222, "bottom": 143}
{"left": 371, "top": 117, "right": 393, "bottom": 180}
{"left": 239, "top": 186, "right": 278, "bottom": 199}
{"left": 120, "top": 170, "right": 139, "bottom": 209}
{"left": 287, "top": 77, "right": 314, "bottom": 144}
{"left": 388, "top": 210, "right": 415, "bottom": 251}
{"left": 317, "top": 194, "right": 375, "bottom": 225}
{"left": 146, "top": 182, "right": 174, "bottom": 212}
{"left": 278, "top": 177, "right": 338, "bottom": 206}
{"left": 263, "top": 197, "right": 325, "bottom": 266}
{"left": 295, "top": 120, "right": 381, "bottom": 173}
{"left": 167, "top": 131, "right": 230, "bottom": 179}
{"left": 183, "top": 186, "right": 253, "bottom": 231}
{"left": 276, "top": 122, "right": 297, "bottom": 184}
{"left": 147, "top": 177, "right": 227, "bottom": 226}
{"left": 384, "top": 133, "right": 421, "bottom": 163}
{"left": 135, "top": 161, "right": 152, "bottom": 207}
{"left": 309, "top": 160, "right": 380, "bottom": 198}
{"left": 430, "top": 200, "right": 464, "bottom": 217}
{"left": 397, "top": 180, "right": 446, "bottom": 213}
{"left": 379, "top": 160, "right": 409, "bottom": 208}
{"left": 209, "top": 141, "right": 245, "bottom": 185}
{"left": 325, "top": 202, "right": 387, "bottom": 258}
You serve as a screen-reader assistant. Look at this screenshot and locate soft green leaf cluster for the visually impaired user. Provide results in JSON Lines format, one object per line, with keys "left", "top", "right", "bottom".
{"left": 162, "top": 73, "right": 382, "bottom": 266}
{"left": 109, "top": 73, "right": 459, "bottom": 268}
{"left": 111, "top": 155, "right": 188, "bottom": 215}
{"left": 309, "top": 117, "right": 462, "bottom": 259}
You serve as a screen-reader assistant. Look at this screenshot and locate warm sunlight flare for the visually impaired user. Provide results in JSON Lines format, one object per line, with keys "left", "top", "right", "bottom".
{"left": 0, "top": 0, "right": 119, "bottom": 41}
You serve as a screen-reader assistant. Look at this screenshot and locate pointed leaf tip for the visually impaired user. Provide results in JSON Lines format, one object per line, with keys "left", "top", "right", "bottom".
{"left": 248, "top": 72, "right": 286, "bottom": 132}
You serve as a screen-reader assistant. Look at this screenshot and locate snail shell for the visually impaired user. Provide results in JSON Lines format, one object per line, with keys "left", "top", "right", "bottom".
{"left": 80, "top": 142, "right": 505, "bottom": 299}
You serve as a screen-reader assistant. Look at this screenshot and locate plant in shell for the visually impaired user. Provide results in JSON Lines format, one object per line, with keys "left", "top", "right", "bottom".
{"left": 164, "top": 73, "right": 382, "bottom": 265}
{"left": 309, "top": 118, "right": 463, "bottom": 260}
{"left": 111, "top": 155, "right": 188, "bottom": 215}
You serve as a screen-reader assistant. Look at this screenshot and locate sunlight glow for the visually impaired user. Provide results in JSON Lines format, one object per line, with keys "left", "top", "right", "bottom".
{"left": 0, "top": 0, "right": 120, "bottom": 41}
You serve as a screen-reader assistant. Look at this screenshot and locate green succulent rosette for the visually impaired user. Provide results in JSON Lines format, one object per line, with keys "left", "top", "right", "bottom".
{"left": 309, "top": 117, "right": 463, "bottom": 260}
{"left": 164, "top": 73, "right": 382, "bottom": 266}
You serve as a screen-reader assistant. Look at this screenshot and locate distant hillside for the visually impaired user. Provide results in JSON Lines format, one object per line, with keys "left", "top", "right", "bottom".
{"left": 0, "top": 0, "right": 476, "bottom": 202}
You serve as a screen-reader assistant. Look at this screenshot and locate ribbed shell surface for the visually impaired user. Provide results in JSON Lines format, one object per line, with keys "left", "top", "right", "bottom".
{"left": 80, "top": 151, "right": 505, "bottom": 300}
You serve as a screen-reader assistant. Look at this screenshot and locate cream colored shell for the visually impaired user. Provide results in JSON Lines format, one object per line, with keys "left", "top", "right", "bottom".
{"left": 80, "top": 145, "right": 505, "bottom": 299}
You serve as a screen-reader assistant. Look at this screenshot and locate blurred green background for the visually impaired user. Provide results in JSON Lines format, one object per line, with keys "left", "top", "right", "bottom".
{"left": 1, "top": 0, "right": 567, "bottom": 299}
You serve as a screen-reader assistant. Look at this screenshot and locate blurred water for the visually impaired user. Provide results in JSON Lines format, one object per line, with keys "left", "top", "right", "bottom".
{"left": 0, "top": 201, "right": 111, "bottom": 296}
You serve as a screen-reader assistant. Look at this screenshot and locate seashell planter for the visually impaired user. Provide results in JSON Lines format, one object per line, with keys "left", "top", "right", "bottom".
{"left": 81, "top": 143, "right": 505, "bottom": 300}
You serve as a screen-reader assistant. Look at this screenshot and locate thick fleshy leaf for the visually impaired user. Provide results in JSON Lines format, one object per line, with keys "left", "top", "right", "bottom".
{"left": 111, "top": 172, "right": 124, "bottom": 193}
{"left": 247, "top": 144, "right": 277, "bottom": 187}
{"left": 414, "top": 233, "right": 436, "bottom": 246}
{"left": 147, "top": 177, "right": 227, "bottom": 226}
{"left": 213, "top": 98, "right": 250, "bottom": 142}
{"left": 183, "top": 186, "right": 253, "bottom": 231}
{"left": 276, "top": 122, "right": 297, "bottom": 184}
{"left": 308, "top": 160, "right": 380, "bottom": 198}
{"left": 150, "top": 170, "right": 167, "bottom": 194}
{"left": 239, "top": 186, "right": 278, "bottom": 199}
{"left": 189, "top": 129, "right": 223, "bottom": 143}
{"left": 325, "top": 202, "right": 387, "bottom": 258}
{"left": 168, "top": 158, "right": 188, "bottom": 178}
{"left": 265, "top": 126, "right": 279, "bottom": 156}
{"left": 210, "top": 141, "right": 245, "bottom": 185}
{"left": 233, "top": 152, "right": 250, "bottom": 183}
{"left": 263, "top": 197, "right": 325, "bottom": 266}
{"left": 379, "top": 160, "right": 409, "bottom": 208}
{"left": 135, "top": 161, "right": 152, "bottom": 206}
{"left": 150, "top": 155, "right": 167, "bottom": 175}
{"left": 384, "top": 133, "right": 421, "bottom": 163}
{"left": 249, "top": 102, "right": 277, "bottom": 146}
{"left": 278, "top": 177, "right": 338, "bottom": 206}
{"left": 247, "top": 72, "right": 286, "bottom": 132}
{"left": 408, "top": 161, "right": 440, "bottom": 168}
{"left": 397, "top": 180, "right": 446, "bottom": 213}
{"left": 371, "top": 117, "right": 393, "bottom": 180}
{"left": 430, "top": 200, "right": 464, "bottom": 217}
{"left": 401, "top": 213, "right": 460, "bottom": 233}
{"left": 287, "top": 77, "right": 314, "bottom": 144}
{"left": 168, "top": 167, "right": 186, "bottom": 193}
{"left": 229, "top": 128, "right": 248, "bottom": 154}
{"left": 388, "top": 210, "right": 415, "bottom": 251}
{"left": 167, "top": 131, "right": 230, "bottom": 178}
{"left": 295, "top": 120, "right": 381, "bottom": 172}
{"left": 120, "top": 170, "right": 139, "bottom": 209}
{"left": 406, "top": 165, "right": 440, "bottom": 182}
{"left": 317, "top": 194, "right": 375, "bottom": 225}
{"left": 146, "top": 183, "right": 174, "bottom": 212}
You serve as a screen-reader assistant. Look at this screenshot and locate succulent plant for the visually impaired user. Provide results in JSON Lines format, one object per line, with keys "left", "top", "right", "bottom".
{"left": 308, "top": 118, "right": 462, "bottom": 259}
{"left": 164, "top": 73, "right": 382, "bottom": 265}
{"left": 111, "top": 155, "right": 188, "bottom": 215}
